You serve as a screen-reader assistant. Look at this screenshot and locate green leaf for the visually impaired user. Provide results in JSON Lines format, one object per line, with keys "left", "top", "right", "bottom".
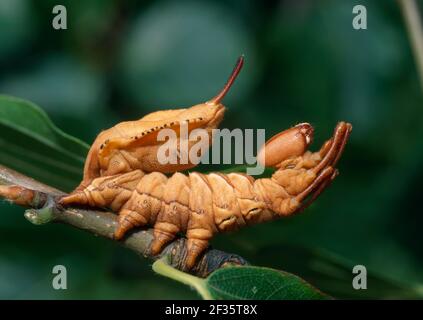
{"left": 205, "top": 266, "right": 328, "bottom": 300}
{"left": 0, "top": 95, "right": 89, "bottom": 191}
{"left": 153, "top": 258, "right": 328, "bottom": 300}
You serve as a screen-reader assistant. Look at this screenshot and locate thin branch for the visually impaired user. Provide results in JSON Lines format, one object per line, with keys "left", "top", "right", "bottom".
{"left": 399, "top": 0, "right": 423, "bottom": 92}
{"left": 0, "top": 165, "right": 248, "bottom": 278}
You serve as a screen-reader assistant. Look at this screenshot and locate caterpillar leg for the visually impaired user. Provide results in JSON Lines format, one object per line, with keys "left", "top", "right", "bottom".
{"left": 150, "top": 208, "right": 177, "bottom": 255}
{"left": 295, "top": 166, "right": 336, "bottom": 210}
{"left": 59, "top": 190, "right": 90, "bottom": 206}
{"left": 332, "top": 123, "right": 352, "bottom": 167}
{"left": 298, "top": 121, "right": 351, "bottom": 171}
{"left": 114, "top": 194, "right": 152, "bottom": 239}
{"left": 276, "top": 166, "right": 335, "bottom": 215}
{"left": 149, "top": 172, "right": 191, "bottom": 255}
{"left": 295, "top": 122, "right": 351, "bottom": 209}
{"left": 299, "top": 168, "right": 339, "bottom": 212}
{"left": 115, "top": 208, "right": 148, "bottom": 240}
{"left": 150, "top": 225, "right": 178, "bottom": 256}
{"left": 185, "top": 228, "right": 212, "bottom": 270}
{"left": 186, "top": 238, "right": 210, "bottom": 270}
{"left": 311, "top": 121, "right": 351, "bottom": 174}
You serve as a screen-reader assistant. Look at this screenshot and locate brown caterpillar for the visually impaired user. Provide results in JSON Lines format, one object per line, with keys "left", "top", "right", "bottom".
{"left": 60, "top": 121, "right": 352, "bottom": 269}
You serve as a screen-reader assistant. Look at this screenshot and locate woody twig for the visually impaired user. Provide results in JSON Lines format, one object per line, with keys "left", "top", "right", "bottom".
{"left": 0, "top": 164, "right": 248, "bottom": 278}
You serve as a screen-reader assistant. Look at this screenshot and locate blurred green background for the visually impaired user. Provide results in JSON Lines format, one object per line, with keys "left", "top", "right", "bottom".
{"left": 1, "top": 0, "right": 423, "bottom": 299}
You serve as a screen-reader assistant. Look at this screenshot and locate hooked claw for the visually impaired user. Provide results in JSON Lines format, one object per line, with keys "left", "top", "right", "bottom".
{"left": 268, "top": 121, "right": 352, "bottom": 215}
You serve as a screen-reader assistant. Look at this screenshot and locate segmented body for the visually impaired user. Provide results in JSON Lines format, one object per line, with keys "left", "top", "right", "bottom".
{"left": 64, "top": 167, "right": 309, "bottom": 268}
{"left": 79, "top": 169, "right": 306, "bottom": 237}
{"left": 60, "top": 120, "right": 351, "bottom": 269}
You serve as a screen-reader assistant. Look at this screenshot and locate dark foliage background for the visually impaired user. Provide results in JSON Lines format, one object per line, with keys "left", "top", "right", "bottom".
{"left": 1, "top": 0, "right": 422, "bottom": 299}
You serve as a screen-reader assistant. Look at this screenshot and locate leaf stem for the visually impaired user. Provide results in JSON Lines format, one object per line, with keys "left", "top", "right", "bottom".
{"left": 152, "top": 257, "right": 213, "bottom": 300}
